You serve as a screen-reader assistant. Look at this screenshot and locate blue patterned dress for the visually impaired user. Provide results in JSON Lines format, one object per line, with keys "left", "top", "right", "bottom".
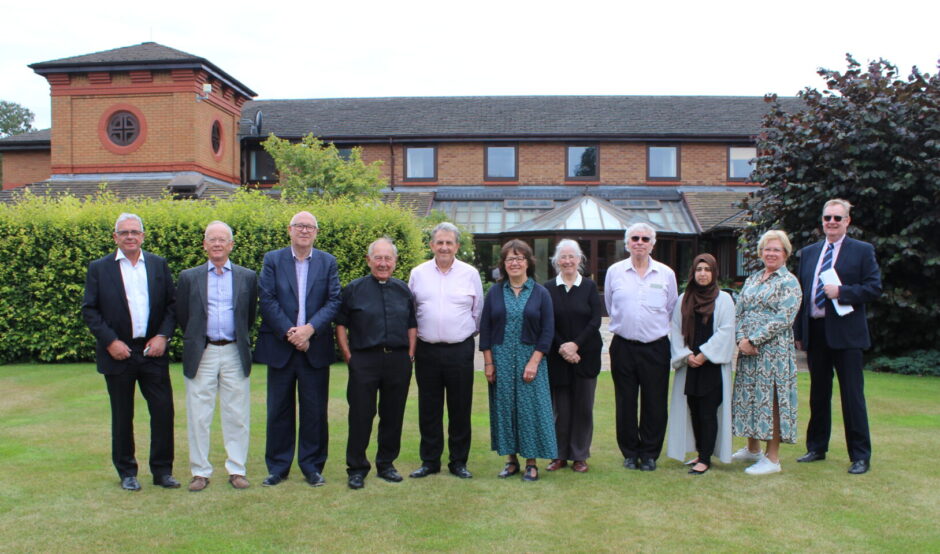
{"left": 732, "top": 266, "right": 802, "bottom": 443}
{"left": 489, "top": 279, "right": 558, "bottom": 459}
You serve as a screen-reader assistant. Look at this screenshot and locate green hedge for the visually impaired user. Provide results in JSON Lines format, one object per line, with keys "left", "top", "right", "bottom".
{"left": 0, "top": 190, "right": 424, "bottom": 363}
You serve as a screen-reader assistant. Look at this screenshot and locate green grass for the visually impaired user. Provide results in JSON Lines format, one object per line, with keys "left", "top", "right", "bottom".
{"left": 0, "top": 364, "right": 938, "bottom": 552}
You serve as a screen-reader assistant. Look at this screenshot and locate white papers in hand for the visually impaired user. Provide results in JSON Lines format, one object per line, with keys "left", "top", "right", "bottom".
{"left": 820, "top": 268, "right": 854, "bottom": 316}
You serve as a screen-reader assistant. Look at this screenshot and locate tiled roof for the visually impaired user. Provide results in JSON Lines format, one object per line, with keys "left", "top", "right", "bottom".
{"left": 0, "top": 128, "right": 51, "bottom": 151}
{"left": 241, "top": 96, "right": 805, "bottom": 141}
{"left": 381, "top": 191, "right": 434, "bottom": 217}
{"left": 0, "top": 174, "right": 238, "bottom": 204}
{"left": 682, "top": 190, "right": 753, "bottom": 231}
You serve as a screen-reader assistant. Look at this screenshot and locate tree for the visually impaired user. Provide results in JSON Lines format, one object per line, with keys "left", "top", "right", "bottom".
{"left": 0, "top": 100, "right": 35, "bottom": 138}
{"left": 740, "top": 55, "right": 940, "bottom": 354}
{"left": 262, "top": 133, "right": 385, "bottom": 203}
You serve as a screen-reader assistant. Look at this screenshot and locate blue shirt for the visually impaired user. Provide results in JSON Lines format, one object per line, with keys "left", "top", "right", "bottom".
{"left": 207, "top": 260, "right": 236, "bottom": 342}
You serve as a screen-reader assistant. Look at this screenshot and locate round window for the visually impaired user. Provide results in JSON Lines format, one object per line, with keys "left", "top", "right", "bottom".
{"left": 107, "top": 111, "right": 139, "bottom": 146}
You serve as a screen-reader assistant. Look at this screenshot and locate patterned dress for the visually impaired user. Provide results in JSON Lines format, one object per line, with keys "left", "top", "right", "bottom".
{"left": 489, "top": 279, "right": 558, "bottom": 459}
{"left": 732, "top": 266, "right": 802, "bottom": 443}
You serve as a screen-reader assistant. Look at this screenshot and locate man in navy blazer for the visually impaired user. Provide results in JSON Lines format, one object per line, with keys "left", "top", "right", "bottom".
{"left": 81, "top": 213, "right": 179, "bottom": 491}
{"left": 794, "top": 199, "right": 882, "bottom": 475}
{"left": 255, "top": 211, "right": 342, "bottom": 487}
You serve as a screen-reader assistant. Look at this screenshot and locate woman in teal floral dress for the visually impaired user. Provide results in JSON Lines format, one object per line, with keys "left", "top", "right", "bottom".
{"left": 731, "top": 230, "right": 802, "bottom": 475}
{"left": 480, "top": 240, "right": 557, "bottom": 482}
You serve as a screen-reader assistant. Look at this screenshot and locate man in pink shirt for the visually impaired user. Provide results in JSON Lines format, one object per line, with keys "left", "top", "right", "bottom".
{"left": 408, "top": 222, "right": 484, "bottom": 480}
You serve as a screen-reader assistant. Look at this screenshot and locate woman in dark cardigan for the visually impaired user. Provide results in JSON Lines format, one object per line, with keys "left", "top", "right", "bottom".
{"left": 542, "top": 239, "right": 603, "bottom": 473}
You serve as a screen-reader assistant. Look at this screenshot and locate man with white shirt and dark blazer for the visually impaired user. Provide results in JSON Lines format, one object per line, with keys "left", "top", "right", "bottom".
{"left": 81, "top": 213, "right": 179, "bottom": 491}
{"left": 794, "top": 199, "right": 882, "bottom": 475}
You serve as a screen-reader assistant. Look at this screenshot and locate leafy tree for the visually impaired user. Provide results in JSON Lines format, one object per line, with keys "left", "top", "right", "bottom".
{"left": 262, "top": 133, "right": 385, "bottom": 203}
{"left": 740, "top": 55, "right": 940, "bottom": 354}
{"left": 0, "top": 100, "right": 35, "bottom": 138}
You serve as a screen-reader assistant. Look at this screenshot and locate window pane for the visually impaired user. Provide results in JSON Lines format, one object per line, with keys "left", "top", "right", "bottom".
{"left": 407, "top": 147, "right": 435, "bottom": 178}
{"left": 568, "top": 146, "right": 597, "bottom": 177}
{"left": 729, "top": 146, "right": 757, "bottom": 179}
{"left": 487, "top": 146, "right": 516, "bottom": 178}
{"left": 649, "top": 146, "right": 677, "bottom": 178}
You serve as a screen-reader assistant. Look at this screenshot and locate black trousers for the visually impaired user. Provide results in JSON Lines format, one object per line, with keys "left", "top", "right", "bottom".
{"left": 687, "top": 387, "right": 722, "bottom": 467}
{"left": 610, "top": 335, "right": 670, "bottom": 461}
{"left": 414, "top": 337, "right": 475, "bottom": 470}
{"left": 806, "top": 318, "right": 872, "bottom": 462}
{"left": 265, "top": 350, "right": 330, "bottom": 478}
{"left": 103, "top": 346, "right": 175, "bottom": 479}
{"left": 346, "top": 349, "right": 412, "bottom": 476}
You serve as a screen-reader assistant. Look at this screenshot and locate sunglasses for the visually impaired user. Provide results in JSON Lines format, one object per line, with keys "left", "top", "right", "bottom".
{"left": 630, "top": 236, "right": 652, "bottom": 243}
{"left": 822, "top": 215, "right": 844, "bottom": 222}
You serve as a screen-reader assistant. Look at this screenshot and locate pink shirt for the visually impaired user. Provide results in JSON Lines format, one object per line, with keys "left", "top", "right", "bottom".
{"left": 604, "top": 257, "right": 678, "bottom": 343}
{"left": 408, "top": 259, "right": 483, "bottom": 343}
{"left": 810, "top": 235, "right": 845, "bottom": 318}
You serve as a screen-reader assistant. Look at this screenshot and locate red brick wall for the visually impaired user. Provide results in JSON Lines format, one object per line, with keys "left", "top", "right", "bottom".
{"left": 1, "top": 151, "right": 52, "bottom": 189}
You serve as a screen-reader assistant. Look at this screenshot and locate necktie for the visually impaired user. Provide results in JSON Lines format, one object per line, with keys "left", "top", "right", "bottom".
{"left": 814, "top": 243, "right": 834, "bottom": 310}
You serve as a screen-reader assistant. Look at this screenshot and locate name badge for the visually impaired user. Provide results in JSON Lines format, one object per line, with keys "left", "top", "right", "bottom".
{"left": 650, "top": 283, "right": 664, "bottom": 289}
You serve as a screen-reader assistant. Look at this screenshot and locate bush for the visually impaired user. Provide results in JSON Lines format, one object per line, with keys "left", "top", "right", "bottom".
{"left": 0, "top": 189, "right": 423, "bottom": 363}
{"left": 867, "top": 350, "right": 940, "bottom": 377}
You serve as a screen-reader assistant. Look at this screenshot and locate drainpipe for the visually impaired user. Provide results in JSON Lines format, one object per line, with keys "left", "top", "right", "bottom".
{"left": 388, "top": 137, "right": 395, "bottom": 190}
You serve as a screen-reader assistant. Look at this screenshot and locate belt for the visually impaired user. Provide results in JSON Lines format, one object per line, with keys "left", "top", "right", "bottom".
{"left": 207, "top": 339, "right": 235, "bottom": 346}
{"left": 355, "top": 345, "right": 408, "bottom": 354}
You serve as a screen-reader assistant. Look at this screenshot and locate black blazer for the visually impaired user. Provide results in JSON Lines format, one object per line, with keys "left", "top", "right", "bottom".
{"left": 543, "top": 277, "right": 603, "bottom": 385}
{"left": 81, "top": 250, "right": 176, "bottom": 375}
{"left": 794, "top": 237, "right": 882, "bottom": 350}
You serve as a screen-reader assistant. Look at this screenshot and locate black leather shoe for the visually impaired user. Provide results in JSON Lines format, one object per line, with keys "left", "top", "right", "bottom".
{"left": 153, "top": 475, "right": 181, "bottom": 488}
{"left": 348, "top": 474, "right": 365, "bottom": 490}
{"left": 121, "top": 476, "right": 141, "bottom": 491}
{"left": 377, "top": 467, "right": 403, "bottom": 483}
{"left": 262, "top": 474, "right": 286, "bottom": 487}
{"left": 640, "top": 458, "right": 657, "bottom": 472}
{"left": 305, "top": 472, "right": 326, "bottom": 487}
{"left": 409, "top": 465, "right": 440, "bottom": 479}
{"left": 498, "top": 461, "right": 520, "bottom": 478}
{"left": 797, "top": 451, "right": 826, "bottom": 463}
{"left": 623, "top": 457, "right": 638, "bottom": 470}
{"left": 521, "top": 464, "right": 539, "bottom": 482}
{"left": 449, "top": 465, "right": 473, "bottom": 479}
{"left": 848, "top": 460, "right": 870, "bottom": 475}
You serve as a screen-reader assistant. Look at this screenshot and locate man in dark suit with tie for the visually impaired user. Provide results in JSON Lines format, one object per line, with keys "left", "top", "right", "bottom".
{"left": 255, "top": 211, "right": 342, "bottom": 487}
{"left": 176, "top": 221, "right": 258, "bottom": 491}
{"left": 794, "top": 199, "right": 882, "bottom": 475}
{"left": 82, "top": 213, "right": 180, "bottom": 491}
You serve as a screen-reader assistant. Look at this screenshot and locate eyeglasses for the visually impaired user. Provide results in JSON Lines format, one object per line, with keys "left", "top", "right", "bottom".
{"left": 630, "top": 236, "right": 652, "bottom": 243}
{"left": 505, "top": 256, "right": 527, "bottom": 264}
{"left": 115, "top": 230, "right": 143, "bottom": 237}
{"left": 290, "top": 223, "right": 318, "bottom": 232}
{"left": 370, "top": 255, "right": 395, "bottom": 263}
{"left": 762, "top": 247, "right": 785, "bottom": 253}
{"left": 205, "top": 238, "right": 232, "bottom": 244}
{"left": 822, "top": 215, "right": 844, "bottom": 222}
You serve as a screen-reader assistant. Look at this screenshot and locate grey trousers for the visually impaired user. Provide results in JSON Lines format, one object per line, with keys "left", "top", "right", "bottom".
{"left": 551, "top": 376, "right": 597, "bottom": 461}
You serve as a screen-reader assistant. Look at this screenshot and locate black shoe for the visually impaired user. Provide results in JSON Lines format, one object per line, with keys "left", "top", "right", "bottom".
{"left": 305, "top": 472, "right": 326, "bottom": 487}
{"left": 688, "top": 464, "right": 710, "bottom": 475}
{"left": 348, "top": 474, "right": 365, "bottom": 489}
{"left": 797, "top": 451, "right": 826, "bottom": 463}
{"left": 121, "top": 476, "right": 141, "bottom": 491}
{"left": 623, "top": 457, "right": 638, "bottom": 470}
{"left": 498, "top": 460, "right": 520, "bottom": 478}
{"left": 377, "top": 467, "right": 403, "bottom": 483}
{"left": 639, "top": 458, "right": 657, "bottom": 472}
{"left": 848, "top": 460, "right": 870, "bottom": 475}
{"left": 521, "top": 464, "right": 539, "bottom": 482}
{"left": 409, "top": 465, "right": 440, "bottom": 479}
{"left": 449, "top": 465, "right": 473, "bottom": 479}
{"left": 153, "top": 475, "right": 181, "bottom": 488}
{"left": 262, "top": 474, "right": 286, "bottom": 487}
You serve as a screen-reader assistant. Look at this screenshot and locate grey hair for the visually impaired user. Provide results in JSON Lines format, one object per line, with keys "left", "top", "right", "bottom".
{"left": 368, "top": 237, "right": 398, "bottom": 258}
{"left": 757, "top": 230, "right": 793, "bottom": 257}
{"left": 823, "top": 198, "right": 852, "bottom": 216}
{"left": 114, "top": 213, "right": 144, "bottom": 233}
{"left": 430, "top": 221, "right": 460, "bottom": 245}
{"left": 204, "top": 220, "right": 234, "bottom": 241}
{"left": 550, "top": 239, "right": 585, "bottom": 273}
{"left": 624, "top": 222, "right": 656, "bottom": 245}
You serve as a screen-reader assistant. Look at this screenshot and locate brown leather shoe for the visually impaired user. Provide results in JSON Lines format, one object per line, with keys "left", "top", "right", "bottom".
{"left": 188, "top": 476, "right": 209, "bottom": 492}
{"left": 546, "top": 459, "right": 568, "bottom": 471}
{"left": 572, "top": 460, "right": 589, "bottom": 473}
{"left": 229, "top": 475, "right": 250, "bottom": 489}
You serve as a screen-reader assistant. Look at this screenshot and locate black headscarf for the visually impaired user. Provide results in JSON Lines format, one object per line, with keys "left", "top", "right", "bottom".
{"left": 681, "top": 253, "right": 720, "bottom": 348}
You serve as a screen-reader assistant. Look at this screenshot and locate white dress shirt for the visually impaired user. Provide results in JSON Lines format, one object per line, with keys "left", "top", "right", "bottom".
{"left": 116, "top": 250, "right": 149, "bottom": 338}
{"left": 409, "top": 259, "right": 483, "bottom": 343}
{"left": 604, "top": 257, "right": 678, "bottom": 343}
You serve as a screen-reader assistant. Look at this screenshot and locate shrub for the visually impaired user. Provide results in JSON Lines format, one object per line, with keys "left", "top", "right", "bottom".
{"left": 867, "top": 350, "right": 940, "bottom": 377}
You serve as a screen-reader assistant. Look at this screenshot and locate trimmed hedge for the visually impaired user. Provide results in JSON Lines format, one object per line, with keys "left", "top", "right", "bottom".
{"left": 0, "top": 190, "right": 424, "bottom": 363}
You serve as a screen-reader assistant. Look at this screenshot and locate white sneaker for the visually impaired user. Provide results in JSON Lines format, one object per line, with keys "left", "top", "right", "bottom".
{"left": 745, "top": 457, "right": 782, "bottom": 475}
{"left": 731, "top": 447, "right": 764, "bottom": 462}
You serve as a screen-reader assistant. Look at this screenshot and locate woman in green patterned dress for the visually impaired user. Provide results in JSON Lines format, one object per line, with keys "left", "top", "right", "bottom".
{"left": 480, "top": 240, "right": 557, "bottom": 482}
{"left": 731, "top": 230, "right": 802, "bottom": 475}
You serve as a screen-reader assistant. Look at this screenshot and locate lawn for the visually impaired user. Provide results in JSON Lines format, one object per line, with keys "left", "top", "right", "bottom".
{"left": 0, "top": 363, "right": 937, "bottom": 552}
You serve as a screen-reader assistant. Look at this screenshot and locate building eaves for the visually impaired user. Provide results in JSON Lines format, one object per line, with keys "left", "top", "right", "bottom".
{"left": 0, "top": 128, "right": 51, "bottom": 152}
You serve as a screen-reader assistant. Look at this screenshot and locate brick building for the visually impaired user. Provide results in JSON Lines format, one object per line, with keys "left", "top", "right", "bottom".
{"left": 0, "top": 42, "right": 803, "bottom": 281}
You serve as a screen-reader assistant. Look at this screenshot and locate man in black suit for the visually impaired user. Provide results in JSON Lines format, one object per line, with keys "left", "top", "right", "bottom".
{"left": 176, "top": 221, "right": 258, "bottom": 491}
{"left": 255, "top": 211, "right": 341, "bottom": 487}
{"left": 794, "top": 199, "right": 882, "bottom": 475}
{"left": 81, "top": 213, "right": 180, "bottom": 491}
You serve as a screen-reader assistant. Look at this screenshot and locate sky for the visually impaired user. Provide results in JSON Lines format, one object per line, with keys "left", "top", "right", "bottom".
{"left": 2, "top": 0, "right": 938, "bottom": 130}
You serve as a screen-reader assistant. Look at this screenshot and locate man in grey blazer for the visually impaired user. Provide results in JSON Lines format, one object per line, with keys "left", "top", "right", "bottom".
{"left": 176, "top": 221, "right": 258, "bottom": 491}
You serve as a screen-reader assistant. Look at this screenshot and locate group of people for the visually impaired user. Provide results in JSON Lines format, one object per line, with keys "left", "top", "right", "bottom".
{"left": 80, "top": 198, "right": 881, "bottom": 493}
